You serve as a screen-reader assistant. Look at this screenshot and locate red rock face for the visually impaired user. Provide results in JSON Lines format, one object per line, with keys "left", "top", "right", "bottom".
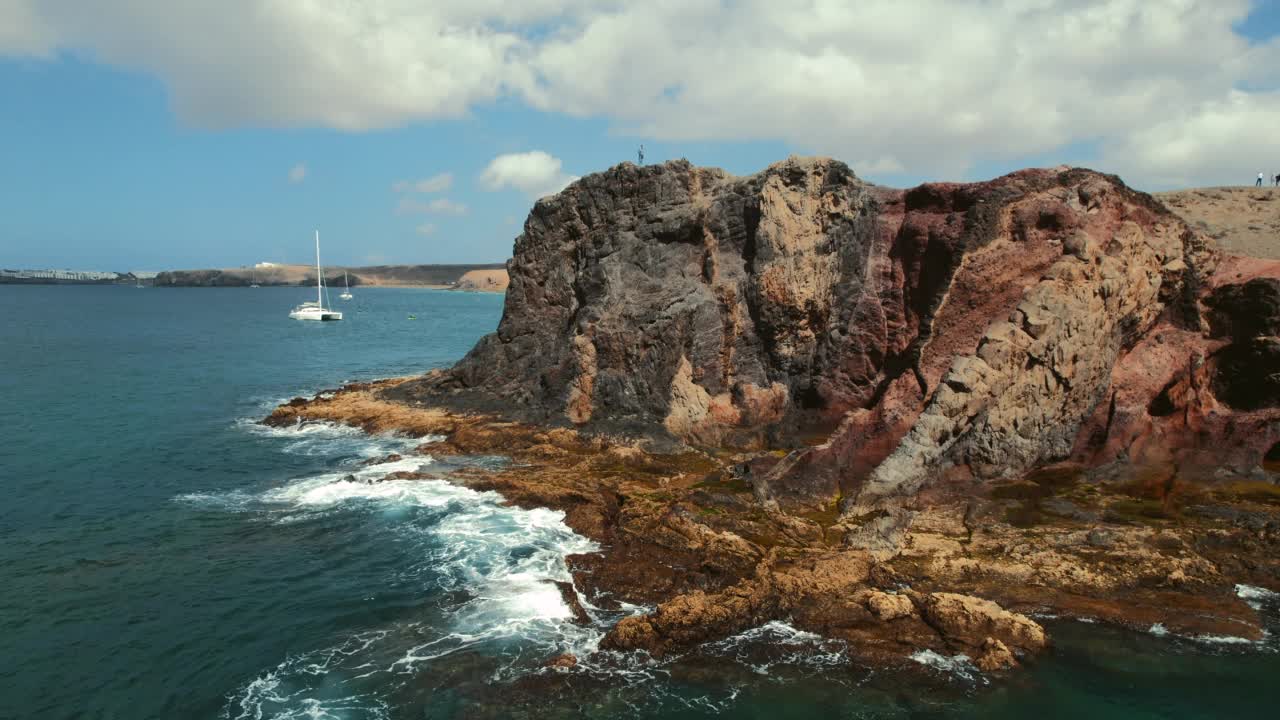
{"left": 1072, "top": 264, "right": 1280, "bottom": 480}
{"left": 403, "top": 157, "right": 1279, "bottom": 511}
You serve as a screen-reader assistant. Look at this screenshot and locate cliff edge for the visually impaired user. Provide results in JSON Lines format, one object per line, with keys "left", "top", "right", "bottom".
{"left": 270, "top": 157, "right": 1280, "bottom": 671}
{"left": 397, "top": 157, "right": 1278, "bottom": 512}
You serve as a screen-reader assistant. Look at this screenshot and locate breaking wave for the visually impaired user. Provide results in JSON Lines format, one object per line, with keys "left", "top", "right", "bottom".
{"left": 1237, "top": 583, "right": 1280, "bottom": 611}
{"left": 205, "top": 417, "right": 602, "bottom": 718}
{"left": 1147, "top": 621, "right": 1272, "bottom": 648}
{"left": 703, "top": 621, "right": 850, "bottom": 675}
{"left": 232, "top": 417, "right": 433, "bottom": 459}
{"left": 909, "top": 649, "right": 985, "bottom": 684}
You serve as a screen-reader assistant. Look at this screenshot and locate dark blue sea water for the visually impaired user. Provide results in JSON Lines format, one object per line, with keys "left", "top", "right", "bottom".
{"left": 1, "top": 284, "right": 1277, "bottom": 720}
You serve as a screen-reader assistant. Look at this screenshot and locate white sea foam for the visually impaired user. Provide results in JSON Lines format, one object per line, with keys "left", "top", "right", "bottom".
{"left": 226, "top": 631, "right": 393, "bottom": 720}
{"left": 1236, "top": 584, "right": 1280, "bottom": 611}
{"left": 703, "top": 620, "right": 849, "bottom": 676}
{"left": 234, "top": 417, "right": 434, "bottom": 459}
{"left": 220, "top": 420, "right": 605, "bottom": 717}
{"left": 1236, "top": 584, "right": 1279, "bottom": 600}
{"left": 261, "top": 458, "right": 441, "bottom": 508}
{"left": 1145, "top": 621, "right": 1268, "bottom": 647}
{"left": 234, "top": 416, "right": 362, "bottom": 440}
{"left": 391, "top": 500, "right": 603, "bottom": 682}
{"left": 909, "top": 649, "right": 983, "bottom": 683}
{"left": 1192, "top": 633, "right": 1261, "bottom": 645}
{"left": 174, "top": 490, "right": 255, "bottom": 511}
{"left": 254, "top": 454, "right": 601, "bottom": 650}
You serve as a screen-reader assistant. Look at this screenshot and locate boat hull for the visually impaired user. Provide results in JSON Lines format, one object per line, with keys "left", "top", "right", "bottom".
{"left": 289, "top": 309, "right": 343, "bottom": 321}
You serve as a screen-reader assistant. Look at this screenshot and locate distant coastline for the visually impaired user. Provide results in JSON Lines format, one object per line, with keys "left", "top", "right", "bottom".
{"left": 0, "top": 269, "right": 153, "bottom": 286}
{"left": 154, "top": 263, "right": 509, "bottom": 292}
{"left": 2, "top": 263, "right": 511, "bottom": 292}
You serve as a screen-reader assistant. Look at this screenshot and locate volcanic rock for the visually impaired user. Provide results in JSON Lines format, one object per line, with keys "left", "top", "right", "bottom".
{"left": 865, "top": 591, "right": 915, "bottom": 621}
{"left": 543, "top": 654, "right": 578, "bottom": 670}
{"left": 361, "top": 453, "right": 403, "bottom": 466}
{"left": 396, "top": 156, "right": 1275, "bottom": 513}
{"left": 913, "top": 592, "right": 1046, "bottom": 654}
{"left": 974, "top": 637, "right": 1017, "bottom": 671}
{"left": 268, "top": 156, "right": 1280, "bottom": 672}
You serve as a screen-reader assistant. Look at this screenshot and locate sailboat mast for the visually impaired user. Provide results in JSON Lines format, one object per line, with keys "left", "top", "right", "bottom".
{"left": 315, "top": 230, "right": 322, "bottom": 308}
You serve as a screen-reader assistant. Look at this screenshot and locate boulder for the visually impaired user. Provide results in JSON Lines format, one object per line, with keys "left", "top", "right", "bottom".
{"left": 914, "top": 592, "right": 1047, "bottom": 654}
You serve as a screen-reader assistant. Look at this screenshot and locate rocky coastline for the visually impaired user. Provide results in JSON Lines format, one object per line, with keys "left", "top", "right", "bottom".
{"left": 265, "top": 157, "right": 1280, "bottom": 673}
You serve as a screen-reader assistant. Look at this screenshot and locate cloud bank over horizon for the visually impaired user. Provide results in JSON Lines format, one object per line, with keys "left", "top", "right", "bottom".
{"left": 3, "top": 0, "right": 1279, "bottom": 187}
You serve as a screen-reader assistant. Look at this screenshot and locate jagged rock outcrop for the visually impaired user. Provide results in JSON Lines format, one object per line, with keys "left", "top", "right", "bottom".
{"left": 398, "top": 157, "right": 1277, "bottom": 515}
{"left": 266, "top": 379, "right": 1278, "bottom": 669}
{"left": 264, "top": 154, "right": 1280, "bottom": 674}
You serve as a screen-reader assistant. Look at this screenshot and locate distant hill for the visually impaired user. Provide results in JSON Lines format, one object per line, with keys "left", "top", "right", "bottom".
{"left": 152, "top": 263, "right": 509, "bottom": 290}
{"left": 454, "top": 269, "right": 510, "bottom": 292}
{"left": 1156, "top": 187, "right": 1280, "bottom": 259}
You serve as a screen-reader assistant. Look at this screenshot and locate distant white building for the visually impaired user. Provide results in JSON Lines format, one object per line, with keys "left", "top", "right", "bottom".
{"left": 1, "top": 268, "right": 119, "bottom": 281}
{"left": 255, "top": 262, "right": 279, "bottom": 269}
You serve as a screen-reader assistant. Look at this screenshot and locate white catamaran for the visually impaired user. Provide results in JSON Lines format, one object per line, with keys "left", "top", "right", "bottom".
{"left": 339, "top": 271, "right": 353, "bottom": 300}
{"left": 289, "top": 231, "right": 343, "bottom": 321}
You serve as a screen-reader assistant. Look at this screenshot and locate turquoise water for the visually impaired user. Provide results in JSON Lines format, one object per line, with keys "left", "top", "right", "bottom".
{"left": 0, "top": 285, "right": 1276, "bottom": 719}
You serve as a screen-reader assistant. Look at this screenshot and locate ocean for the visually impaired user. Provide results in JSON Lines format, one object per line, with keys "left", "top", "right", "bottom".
{"left": 0, "top": 284, "right": 1276, "bottom": 719}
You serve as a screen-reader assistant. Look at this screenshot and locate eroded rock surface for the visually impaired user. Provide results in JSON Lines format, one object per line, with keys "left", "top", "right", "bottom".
{"left": 267, "top": 375, "right": 1277, "bottom": 674}
{"left": 268, "top": 157, "right": 1280, "bottom": 675}
{"left": 396, "top": 157, "right": 1275, "bottom": 513}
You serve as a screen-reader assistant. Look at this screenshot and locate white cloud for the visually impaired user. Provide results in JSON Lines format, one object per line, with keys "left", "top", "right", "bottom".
{"left": 1101, "top": 90, "right": 1280, "bottom": 188}
{"left": 4, "top": 1, "right": 1280, "bottom": 186}
{"left": 855, "top": 156, "right": 905, "bottom": 175}
{"left": 288, "top": 162, "right": 307, "bottom": 183}
{"left": 393, "top": 172, "right": 453, "bottom": 193}
{"left": 0, "top": 0, "right": 57, "bottom": 56}
{"left": 481, "top": 150, "right": 578, "bottom": 198}
{"left": 416, "top": 223, "right": 437, "bottom": 236}
{"left": 397, "top": 196, "right": 469, "bottom": 215}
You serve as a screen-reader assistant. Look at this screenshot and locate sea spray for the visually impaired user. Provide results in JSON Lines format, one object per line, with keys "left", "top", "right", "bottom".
{"left": 1237, "top": 583, "right": 1280, "bottom": 611}
{"left": 216, "top": 421, "right": 602, "bottom": 718}
{"left": 909, "top": 650, "right": 984, "bottom": 684}
{"left": 703, "top": 621, "right": 849, "bottom": 676}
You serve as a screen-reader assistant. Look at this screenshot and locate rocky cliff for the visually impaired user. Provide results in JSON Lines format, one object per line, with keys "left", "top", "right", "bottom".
{"left": 399, "top": 157, "right": 1278, "bottom": 513}
{"left": 270, "top": 158, "right": 1280, "bottom": 669}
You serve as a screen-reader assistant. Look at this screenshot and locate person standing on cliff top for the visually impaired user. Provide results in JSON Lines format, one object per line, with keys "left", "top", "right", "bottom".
{"left": 1258, "top": 172, "right": 1265, "bottom": 186}
{"left": 638, "top": 144, "right": 645, "bottom": 166}
{"left": 1273, "top": 173, "right": 1279, "bottom": 187}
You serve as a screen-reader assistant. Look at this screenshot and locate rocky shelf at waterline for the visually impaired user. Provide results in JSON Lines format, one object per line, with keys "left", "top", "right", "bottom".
{"left": 266, "top": 379, "right": 1275, "bottom": 672}
{"left": 266, "top": 156, "right": 1280, "bottom": 672}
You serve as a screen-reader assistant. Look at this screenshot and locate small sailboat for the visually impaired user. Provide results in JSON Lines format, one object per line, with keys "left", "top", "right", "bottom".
{"left": 289, "top": 231, "right": 343, "bottom": 321}
{"left": 339, "top": 271, "right": 353, "bottom": 300}
{"left": 250, "top": 267, "right": 260, "bottom": 288}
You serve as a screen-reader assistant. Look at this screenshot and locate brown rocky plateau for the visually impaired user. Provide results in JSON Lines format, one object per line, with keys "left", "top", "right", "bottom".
{"left": 266, "top": 157, "right": 1280, "bottom": 673}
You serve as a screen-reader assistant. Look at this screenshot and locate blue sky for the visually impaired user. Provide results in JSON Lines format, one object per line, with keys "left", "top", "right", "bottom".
{"left": 2, "top": 1, "right": 1279, "bottom": 271}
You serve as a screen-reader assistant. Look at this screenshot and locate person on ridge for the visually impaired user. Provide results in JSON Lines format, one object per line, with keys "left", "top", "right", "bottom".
{"left": 638, "top": 144, "right": 645, "bottom": 166}
{"left": 1258, "top": 172, "right": 1265, "bottom": 187}
{"left": 1273, "top": 173, "right": 1279, "bottom": 187}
